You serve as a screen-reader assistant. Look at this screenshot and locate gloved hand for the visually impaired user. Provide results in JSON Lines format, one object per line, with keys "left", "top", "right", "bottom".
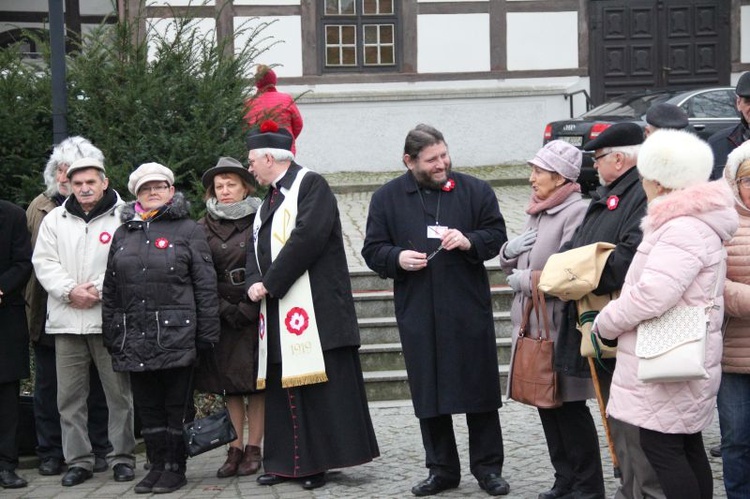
{"left": 507, "top": 269, "right": 524, "bottom": 293}
{"left": 504, "top": 229, "right": 538, "bottom": 259}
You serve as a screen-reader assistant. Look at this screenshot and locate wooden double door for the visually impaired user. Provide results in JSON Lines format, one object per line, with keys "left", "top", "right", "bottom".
{"left": 589, "top": 0, "right": 731, "bottom": 104}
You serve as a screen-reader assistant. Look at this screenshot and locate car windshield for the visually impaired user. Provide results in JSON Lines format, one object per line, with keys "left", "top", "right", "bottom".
{"left": 580, "top": 91, "right": 677, "bottom": 118}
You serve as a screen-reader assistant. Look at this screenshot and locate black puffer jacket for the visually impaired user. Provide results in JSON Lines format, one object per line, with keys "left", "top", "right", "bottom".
{"left": 102, "top": 193, "right": 220, "bottom": 372}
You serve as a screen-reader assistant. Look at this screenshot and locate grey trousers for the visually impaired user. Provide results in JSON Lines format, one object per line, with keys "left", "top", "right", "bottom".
{"left": 610, "top": 417, "right": 665, "bottom": 499}
{"left": 55, "top": 334, "right": 135, "bottom": 471}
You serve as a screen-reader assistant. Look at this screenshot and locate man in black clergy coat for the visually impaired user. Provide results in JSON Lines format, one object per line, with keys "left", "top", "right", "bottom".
{"left": 362, "top": 124, "right": 510, "bottom": 497}
{"left": 245, "top": 120, "right": 379, "bottom": 491}
{"left": 0, "top": 200, "right": 33, "bottom": 489}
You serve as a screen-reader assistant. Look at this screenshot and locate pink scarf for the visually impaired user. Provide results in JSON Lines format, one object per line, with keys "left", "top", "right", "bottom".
{"left": 526, "top": 182, "right": 581, "bottom": 215}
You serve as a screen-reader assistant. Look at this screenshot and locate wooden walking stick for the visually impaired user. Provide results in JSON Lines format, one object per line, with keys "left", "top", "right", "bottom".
{"left": 588, "top": 357, "right": 621, "bottom": 479}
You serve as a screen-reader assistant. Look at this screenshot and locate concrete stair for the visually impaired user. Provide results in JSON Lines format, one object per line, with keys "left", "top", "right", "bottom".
{"left": 353, "top": 263, "right": 514, "bottom": 403}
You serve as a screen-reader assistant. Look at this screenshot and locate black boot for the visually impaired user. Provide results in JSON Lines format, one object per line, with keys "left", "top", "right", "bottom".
{"left": 152, "top": 429, "right": 187, "bottom": 494}
{"left": 134, "top": 428, "right": 167, "bottom": 494}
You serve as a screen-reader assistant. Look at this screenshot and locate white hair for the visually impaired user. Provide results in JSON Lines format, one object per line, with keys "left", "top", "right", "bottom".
{"left": 253, "top": 147, "right": 294, "bottom": 163}
{"left": 607, "top": 144, "right": 641, "bottom": 162}
{"left": 44, "top": 136, "right": 104, "bottom": 196}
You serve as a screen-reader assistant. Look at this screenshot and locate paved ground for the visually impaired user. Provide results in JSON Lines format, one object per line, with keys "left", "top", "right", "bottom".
{"left": 8, "top": 166, "right": 728, "bottom": 498}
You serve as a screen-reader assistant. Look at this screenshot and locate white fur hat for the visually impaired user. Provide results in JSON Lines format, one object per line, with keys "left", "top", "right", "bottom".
{"left": 637, "top": 129, "right": 713, "bottom": 190}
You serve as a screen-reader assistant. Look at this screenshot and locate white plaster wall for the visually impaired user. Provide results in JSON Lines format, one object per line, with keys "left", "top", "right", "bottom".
{"left": 507, "top": 11, "right": 578, "bottom": 70}
{"left": 742, "top": 6, "right": 750, "bottom": 64}
{"left": 234, "top": 0, "right": 299, "bottom": 4}
{"left": 145, "top": 17, "right": 216, "bottom": 62}
{"left": 293, "top": 84, "right": 582, "bottom": 172}
{"left": 417, "top": 14, "right": 490, "bottom": 73}
{"left": 235, "top": 16, "right": 302, "bottom": 78}
{"left": 147, "top": 0, "right": 215, "bottom": 6}
{"left": 0, "top": 1, "right": 49, "bottom": 11}
{"left": 79, "top": 0, "right": 114, "bottom": 15}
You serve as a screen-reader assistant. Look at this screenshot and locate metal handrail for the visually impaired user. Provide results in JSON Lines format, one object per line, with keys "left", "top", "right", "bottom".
{"left": 564, "top": 89, "right": 593, "bottom": 118}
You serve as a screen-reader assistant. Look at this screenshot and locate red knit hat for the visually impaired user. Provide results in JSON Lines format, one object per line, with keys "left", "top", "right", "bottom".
{"left": 255, "top": 66, "right": 277, "bottom": 89}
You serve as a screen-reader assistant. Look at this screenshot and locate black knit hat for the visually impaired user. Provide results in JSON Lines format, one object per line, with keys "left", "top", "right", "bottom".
{"left": 246, "top": 120, "right": 293, "bottom": 152}
{"left": 584, "top": 122, "right": 644, "bottom": 151}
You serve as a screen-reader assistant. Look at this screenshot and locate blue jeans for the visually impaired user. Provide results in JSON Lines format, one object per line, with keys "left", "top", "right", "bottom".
{"left": 717, "top": 372, "right": 750, "bottom": 499}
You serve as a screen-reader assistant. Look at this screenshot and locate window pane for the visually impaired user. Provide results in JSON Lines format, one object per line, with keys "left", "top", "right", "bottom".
{"left": 379, "top": 0, "right": 393, "bottom": 15}
{"left": 342, "top": 46, "right": 356, "bottom": 65}
{"left": 341, "top": 0, "right": 355, "bottom": 15}
{"left": 326, "top": 47, "right": 340, "bottom": 66}
{"left": 380, "top": 45, "right": 394, "bottom": 64}
{"left": 342, "top": 25, "right": 356, "bottom": 44}
{"left": 364, "top": 25, "right": 377, "bottom": 44}
{"left": 380, "top": 24, "right": 393, "bottom": 43}
{"left": 325, "top": 0, "right": 338, "bottom": 15}
{"left": 325, "top": 26, "right": 339, "bottom": 44}
{"left": 364, "top": 46, "right": 377, "bottom": 65}
{"left": 362, "top": 0, "right": 377, "bottom": 15}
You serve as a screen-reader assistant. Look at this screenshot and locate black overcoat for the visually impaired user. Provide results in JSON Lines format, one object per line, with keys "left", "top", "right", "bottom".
{"left": 245, "top": 163, "right": 360, "bottom": 358}
{"left": 555, "top": 166, "right": 647, "bottom": 377}
{"left": 362, "top": 172, "right": 507, "bottom": 418}
{"left": 0, "top": 200, "right": 32, "bottom": 383}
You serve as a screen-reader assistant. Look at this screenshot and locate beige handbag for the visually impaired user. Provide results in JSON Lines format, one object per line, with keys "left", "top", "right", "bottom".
{"left": 539, "top": 242, "right": 616, "bottom": 301}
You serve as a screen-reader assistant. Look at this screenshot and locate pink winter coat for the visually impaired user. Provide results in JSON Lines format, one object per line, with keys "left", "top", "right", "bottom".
{"left": 596, "top": 180, "right": 738, "bottom": 434}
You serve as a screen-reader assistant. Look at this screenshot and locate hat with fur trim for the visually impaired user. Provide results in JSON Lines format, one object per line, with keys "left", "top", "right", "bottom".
{"left": 201, "top": 156, "right": 254, "bottom": 189}
{"left": 67, "top": 157, "right": 105, "bottom": 178}
{"left": 645, "top": 103, "right": 689, "bottom": 130}
{"left": 583, "top": 122, "right": 644, "bottom": 151}
{"left": 128, "top": 162, "right": 175, "bottom": 195}
{"left": 528, "top": 140, "right": 582, "bottom": 181}
{"left": 637, "top": 129, "right": 713, "bottom": 190}
{"left": 246, "top": 120, "right": 293, "bottom": 152}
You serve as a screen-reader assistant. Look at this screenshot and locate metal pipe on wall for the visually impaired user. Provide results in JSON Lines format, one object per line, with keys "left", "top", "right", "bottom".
{"left": 48, "top": 0, "right": 67, "bottom": 143}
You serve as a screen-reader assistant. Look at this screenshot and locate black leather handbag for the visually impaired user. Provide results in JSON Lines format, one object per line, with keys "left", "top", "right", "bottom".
{"left": 181, "top": 364, "right": 237, "bottom": 457}
{"left": 183, "top": 408, "right": 237, "bottom": 457}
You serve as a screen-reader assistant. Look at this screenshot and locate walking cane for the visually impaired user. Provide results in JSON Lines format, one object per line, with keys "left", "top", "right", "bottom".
{"left": 588, "top": 357, "right": 621, "bottom": 479}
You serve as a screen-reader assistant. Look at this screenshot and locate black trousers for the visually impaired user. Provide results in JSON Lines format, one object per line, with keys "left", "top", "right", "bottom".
{"left": 0, "top": 381, "right": 20, "bottom": 470}
{"left": 32, "top": 342, "right": 112, "bottom": 460}
{"left": 419, "top": 411, "right": 504, "bottom": 482}
{"left": 129, "top": 366, "right": 193, "bottom": 431}
{"left": 538, "top": 401, "right": 605, "bottom": 496}
{"left": 639, "top": 428, "right": 712, "bottom": 499}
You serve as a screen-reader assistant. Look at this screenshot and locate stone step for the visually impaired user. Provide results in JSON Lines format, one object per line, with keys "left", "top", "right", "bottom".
{"left": 349, "top": 264, "right": 508, "bottom": 292}
{"left": 360, "top": 338, "right": 512, "bottom": 372}
{"left": 363, "top": 366, "right": 509, "bottom": 402}
{"left": 359, "top": 312, "right": 513, "bottom": 344}
{"left": 353, "top": 286, "right": 513, "bottom": 319}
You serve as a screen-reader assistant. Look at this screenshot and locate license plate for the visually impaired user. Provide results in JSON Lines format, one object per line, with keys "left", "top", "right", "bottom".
{"left": 558, "top": 136, "right": 583, "bottom": 147}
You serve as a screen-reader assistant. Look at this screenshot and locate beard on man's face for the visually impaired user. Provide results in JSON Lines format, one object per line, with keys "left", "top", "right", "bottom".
{"left": 411, "top": 162, "right": 452, "bottom": 190}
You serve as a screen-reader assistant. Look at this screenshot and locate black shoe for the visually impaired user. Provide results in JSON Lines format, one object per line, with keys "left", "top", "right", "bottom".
{"left": 0, "top": 470, "right": 27, "bottom": 489}
{"left": 710, "top": 444, "right": 722, "bottom": 458}
{"left": 539, "top": 484, "right": 573, "bottom": 499}
{"left": 478, "top": 473, "right": 510, "bottom": 496}
{"left": 134, "top": 470, "right": 162, "bottom": 494}
{"left": 94, "top": 455, "right": 109, "bottom": 473}
{"left": 61, "top": 466, "right": 93, "bottom": 487}
{"left": 301, "top": 472, "right": 326, "bottom": 490}
{"left": 113, "top": 463, "right": 135, "bottom": 482}
{"left": 411, "top": 474, "right": 460, "bottom": 496}
{"left": 257, "top": 473, "right": 288, "bottom": 486}
{"left": 38, "top": 457, "right": 64, "bottom": 476}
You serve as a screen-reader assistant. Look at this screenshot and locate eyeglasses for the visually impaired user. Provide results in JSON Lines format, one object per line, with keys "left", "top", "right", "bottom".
{"left": 592, "top": 152, "right": 612, "bottom": 163}
{"left": 139, "top": 184, "right": 170, "bottom": 194}
{"left": 737, "top": 177, "right": 750, "bottom": 189}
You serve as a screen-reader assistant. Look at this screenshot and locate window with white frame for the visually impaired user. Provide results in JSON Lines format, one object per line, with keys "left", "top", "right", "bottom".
{"left": 321, "top": 0, "right": 398, "bottom": 71}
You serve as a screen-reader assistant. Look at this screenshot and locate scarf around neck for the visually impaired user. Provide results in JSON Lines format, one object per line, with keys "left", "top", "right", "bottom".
{"left": 526, "top": 182, "right": 581, "bottom": 215}
{"left": 206, "top": 196, "right": 261, "bottom": 221}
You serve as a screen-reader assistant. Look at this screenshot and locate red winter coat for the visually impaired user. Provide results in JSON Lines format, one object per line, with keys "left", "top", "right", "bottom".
{"left": 244, "top": 87, "right": 303, "bottom": 154}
